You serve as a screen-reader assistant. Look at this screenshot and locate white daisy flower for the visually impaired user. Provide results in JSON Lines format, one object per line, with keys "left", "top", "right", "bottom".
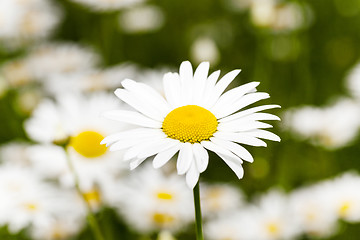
{"left": 0, "top": 141, "right": 32, "bottom": 166}
{"left": 190, "top": 37, "right": 220, "bottom": 66}
{"left": 112, "top": 163, "right": 194, "bottom": 233}
{"left": 44, "top": 63, "right": 139, "bottom": 95}
{"left": 0, "top": 0, "right": 62, "bottom": 49}
{"left": 204, "top": 209, "right": 255, "bottom": 240}
{"left": 201, "top": 183, "right": 245, "bottom": 217}
{"left": 69, "top": 0, "right": 145, "bottom": 12}
{"left": 102, "top": 61, "right": 280, "bottom": 188}
{"left": 25, "top": 42, "right": 100, "bottom": 80}
{"left": 248, "top": 189, "right": 301, "bottom": 240}
{"left": 0, "top": 165, "right": 85, "bottom": 233}
{"left": 0, "top": 43, "right": 99, "bottom": 87}
{"left": 250, "top": 0, "right": 312, "bottom": 32}
{"left": 24, "top": 93, "right": 129, "bottom": 191}
{"left": 288, "top": 182, "right": 339, "bottom": 238}
{"left": 284, "top": 98, "right": 360, "bottom": 149}
{"left": 118, "top": 5, "right": 165, "bottom": 34}
{"left": 327, "top": 172, "right": 360, "bottom": 223}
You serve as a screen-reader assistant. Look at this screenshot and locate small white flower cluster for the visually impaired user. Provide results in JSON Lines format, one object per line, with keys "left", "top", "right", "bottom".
{"left": 0, "top": 140, "right": 246, "bottom": 237}
{"left": 0, "top": 163, "right": 86, "bottom": 240}
{"left": 284, "top": 62, "right": 360, "bottom": 150}
{"left": 205, "top": 172, "right": 360, "bottom": 240}
{"left": 0, "top": 0, "right": 62, "bottom": 49}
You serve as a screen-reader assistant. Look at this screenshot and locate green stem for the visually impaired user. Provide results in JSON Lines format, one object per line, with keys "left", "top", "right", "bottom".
{"left": 65, "top": 149, "right": 105, "bottom": 240}
{"left": 193, "top": 181, "right": 204, "bottom": 240}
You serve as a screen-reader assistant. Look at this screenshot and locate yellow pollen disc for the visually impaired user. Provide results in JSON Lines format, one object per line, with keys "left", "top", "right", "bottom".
{"left": 156, "top": 192, "right": 173, "bottom": 200}
{"left": 24, "top": 203, "right": 38, "bottom": 211}
{"left": 266, "top": 223, "right": 280, "bottom": 235}
{"left": 162, "top": 105, "right": 218, "bottom": 144}
{"left": 339, "top": 201, "right": 352, "bottom": 217}
{"left": 153, "top": 213, "right": 175, "bottom": 225}
{"left": 70, "top": 131, "right": 107, "bottom": 158}
{"left": 83, "top": 189, "right": 101, "bottom": 204}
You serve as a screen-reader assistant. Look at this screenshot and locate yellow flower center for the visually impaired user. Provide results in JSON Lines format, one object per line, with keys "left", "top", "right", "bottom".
{"left": 83, "top": 189, "right": 101, "bottom": 204}
{"left": 162, "top": 105, "right": 218, "bottom": 144}
{"left": 156, "top": 191, "right": 173, "bottom": 200}
{"left": 339, "top": 201, "right": 352, "bottom": 217}
{"left": 24, "top": 203, "right": 38, "bottom": 212}
{"left": 152, "top": 213, "right": 175, "bottom": 225}
{"left": 70, "top": 131, "right": 107, "bottom": 158}
{"left": 266, "top": 222, "right": 280, "bottom": 236}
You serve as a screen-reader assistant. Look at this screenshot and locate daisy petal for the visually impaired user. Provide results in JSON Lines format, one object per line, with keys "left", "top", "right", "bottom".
{"left": 114, "top": 89, "right": 164, "bottom": 121}
{"left": 219, "top": 104, "right": 281, "bottom": 123}
{"left": 215, "top": 92, "right": 270, "bottom": 119}
{"left": 129, "top": 157, "right": 147, "bottom": 170}
{"left": 245, "top": 130, "right": 281, "bottom": 142}
{"left": 214, "top": 132, "right": 267, "bottom": 147}
{"left": 216, "top": 152, "right": 244, "bottom": 179}
{"left": 210, "top": 137, "right": 254, "bottom": 162}
{"left": 123, "top": 136, "right": 168, "bottom": 160}
{"left": 201, "top": 140, "right": 243, "bottom": 164}
{"left": 137, "top": 138, "right": 180, "bottom": 159}
{"left": 101, "top": 128, "right": 164, "bottom": 146}
{"left": 179, "top": 61, "right": 193, "bottom": 105}
{"left": 177, "top": 142, "right": 193, "bottom": 175}
{"left": 153, "top": 144, "right": 181, "bottom": 169}
{"left": 210, "top": 82, "right": 260, "bottom": 114}
{"left": 103, "top": 110, "right": 162, "bottom": 128}
{"left": 218, "top": 121, "right": 273, "bottom": 132}
{"left": 163, "top": 72, "right": 182, "bottom": 108}
{"left": 206, "top": 69, "right": 241, "bottom": 108}
{"left": 121, "top": 79, "right": 171, "bottom": 116}
{"left": 192, "top": 62, "right": 210, "bottom": 104}
{"left": 192, "top": 143, "right": 209, "bottom": 173}
{"left": 200, "top": 70, "right": 221, "bottom": 107}
{"left": 186, "top": 161, "right": 200, "bottom": 189}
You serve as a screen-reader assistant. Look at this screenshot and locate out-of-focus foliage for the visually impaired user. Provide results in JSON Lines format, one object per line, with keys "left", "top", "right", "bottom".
{"left": 1, "top": 0, "right": 360, "bottom": 239}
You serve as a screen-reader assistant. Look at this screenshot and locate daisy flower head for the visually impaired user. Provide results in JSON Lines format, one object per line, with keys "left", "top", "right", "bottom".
{"left": 102, "top": 61, "right": 280, "bottom": 188}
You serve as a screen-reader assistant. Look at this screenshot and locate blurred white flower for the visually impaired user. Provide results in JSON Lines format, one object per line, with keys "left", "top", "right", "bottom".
{"left": 44, "top": 63, "right": 139, "bottom": 95}
{"left": 0, "top": 141, "right": 32, "bottom": 166}
{"left": 69, "top": 0, "right": 145, "bottom": 12}
{"left": 26, "top": 43, "right": 100, "bottom": 80}
{"left": 135, "top": 66, "right": 174, "bottom": 94}
{"left": 31, "top": 214, "right": 85, "bottom": 240}
{"left": 0, "top": 165, "right": 85, "bottom": 234}
{"left": 201, "top": 183, "right": 244, "bottom": 217}
{"left": 190, "top": 37, "right": 220, "bottom": 66}
{"left": 328, "top": 172, "right": 360, "bottom": 222}
{"left": 205, "top": 209, "right": 255, "bottom": 240}
{"left": 0, "top": 43, "right": 99, "bottom": 87}
{"left": 0, "top": 0, "right": 62, "bottom": 49}
{"left": 247, "top": 189, "right": 300, "bottom": 240}
{"left": 102, "top": 61, "right": 280, "bottom": 188}
{"left": 119, "top": 5, "right": 165, "bottom": 34}
{"left": 113, "top": 163, "right": 194, "bottom": 233}
{"left": 24, "top": 93, "right": 129, "bottom": 191}
{"left": 289, "top": 183, "right": 338, "bottom": 238}
{"left": 346, "top": 62, "right": 360, "bottom": 100}
{"left": 284, "top": 98, "right": 360, "bottom": 149}
{"left": 250, "top": 0, "right": 311, "bottom": 32}
{"left": 0, "top": 59, "right": 33, "bottom": 87}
